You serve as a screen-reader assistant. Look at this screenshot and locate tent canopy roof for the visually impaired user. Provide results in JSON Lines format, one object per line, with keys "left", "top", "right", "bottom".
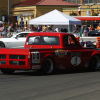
{"left": 29, "top": 9, "right": 81, "bottom": 25}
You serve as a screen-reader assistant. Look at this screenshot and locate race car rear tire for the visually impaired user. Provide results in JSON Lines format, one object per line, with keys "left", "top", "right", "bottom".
{"left": 42, "top": 58, "right": 54, "bottom": 74}
{"left": 1, "top": 69, "right": 15, "bottom": 74}
{"left": 0, "top": 42, "right": 5, "bottom": 48}
{"left": 88, "top": 55, "right": 100, "bottom": 71}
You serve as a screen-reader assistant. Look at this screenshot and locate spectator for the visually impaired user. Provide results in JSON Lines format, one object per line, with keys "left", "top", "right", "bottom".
{"left": 97, "top": 23, "right": 100, "bottom": 30}
{"left": 92, "top": 26, "right": 95, "bottom": 30}
{"left": 43, "top": 25, "right": 47, "bottom": 32}
{"left": 73, "top": 26, "right": 79, "bottom": 33}
{"left": 30, "top": 25, "right": 34, "bottom": 31}
{"left": 60, "top": 28, "right": 67, "bottom": 32}
{"left": 78, "top": 5, "right": 81, "bottom": 16}
{"left": 0, "top": 24, "right": 2, "bottom": 32}
{"left": 24, "top": 27, "right": 29, "bottom": 32}
{"left": 81, "top": 25, "right": 84, "bottom": 37}
{"left": 83, "top": 26, "right": 89, "bottom": 37}
{"left": 89, "top": 25, "right": 92, "bottom": 31}
{"left": 86, "top": 26, "right": 89, "bottom": 33}
{"left": 10, "top": 24, "right": 15, "bottom": 32}
{"left": 47, "top": 25, "right": 53, "bottom": 32}
{"left": 15, "top": 23, "right": 18, "bottom": 31}
{"left": 17, "top": 27, "right": 22, "bottom": 33}
{"left": 1, "top": 24, "right": 7, "bottom": 36}
{"left": 33, "top": 27, "right": 37, "bottom": 31}
{"left": 54, "top": 28, "right": 57, "bottom": 32}
{"left": 37, "top": 25, "right": 42, "bottom": 32}
{"left": 7, "top": 31, "right": 13, "bottom": 37}
{"left": 60, "top": 28, "right": 65, "bottom": 32}
{"left": 64, "top": 28, "right": 68, "bottom": 32}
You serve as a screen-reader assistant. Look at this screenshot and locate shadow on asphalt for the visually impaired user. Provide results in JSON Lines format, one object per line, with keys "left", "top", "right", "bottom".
{"left": 3, "top": 69, "right": 99, "bottom": 76}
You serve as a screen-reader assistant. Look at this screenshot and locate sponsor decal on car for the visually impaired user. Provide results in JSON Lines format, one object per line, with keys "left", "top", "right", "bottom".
{"left": 70, "top": 52, "right": 81, "bottom": 57}
{"left": 32, "top": 65, "right": 41, "bottom": 69}
{"left": 55, "top": 49, "right": 67, "bottom": 57}
{"left": 84, "top": 62, "right": 89, "bottom": 68}
{"left": 59, "top": 65, "right": 65, "bottom": 69}
{"left": 31, "top": 51, "right": 40, "bottom": 63}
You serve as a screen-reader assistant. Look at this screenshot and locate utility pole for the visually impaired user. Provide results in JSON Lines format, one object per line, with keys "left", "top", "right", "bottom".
{"left": 8, "top": 0, "right": 10, "bottom": 26}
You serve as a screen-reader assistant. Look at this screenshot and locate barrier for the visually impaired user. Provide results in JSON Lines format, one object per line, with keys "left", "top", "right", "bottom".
{"left": 80, "top": 37, "right": 97, "bottom": 48}
{"left": 97, "top": 37, "right": 100, "bottom": 48}
{"left": 84, "top": 42, "right": 87, "bottom": 47}
{"left": 0, "top": 32, "right": 17, "bottom": 37}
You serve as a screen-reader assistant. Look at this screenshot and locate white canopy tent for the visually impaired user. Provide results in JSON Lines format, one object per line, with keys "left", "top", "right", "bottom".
{"left": 29, "top": 9, "right": 81, "bottom": 32}
{"left": 29, "top": 9, "right": 81, "bottom": 25}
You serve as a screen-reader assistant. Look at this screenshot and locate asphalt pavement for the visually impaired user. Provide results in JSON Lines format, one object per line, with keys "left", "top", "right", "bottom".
{"left": 0, "top": 70, "right": 100, "bottom": 100}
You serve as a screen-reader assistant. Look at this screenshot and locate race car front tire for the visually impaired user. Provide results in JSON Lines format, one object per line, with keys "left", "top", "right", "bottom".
{"left": 88, "top": 55, "right": 100, "bottom": 71}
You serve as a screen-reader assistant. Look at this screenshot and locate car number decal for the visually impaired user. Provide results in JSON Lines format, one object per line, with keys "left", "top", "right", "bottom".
{"left": 71, "top": 56, "right": 81, "bottom": 66}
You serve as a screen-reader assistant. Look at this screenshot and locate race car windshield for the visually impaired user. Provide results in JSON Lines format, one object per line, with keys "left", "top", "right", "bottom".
{"left": 27, "top": 36, "right": 60, "bottom": 45}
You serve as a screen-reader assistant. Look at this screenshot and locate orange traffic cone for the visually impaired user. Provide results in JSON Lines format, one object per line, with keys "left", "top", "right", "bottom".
{"left": 84, "top": 42, "right": 86, "bottom": 47}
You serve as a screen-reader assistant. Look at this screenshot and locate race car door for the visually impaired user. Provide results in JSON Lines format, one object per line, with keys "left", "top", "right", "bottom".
{"left": 10, "top": 33, "right": 28, "bottom": 48}
{"left": 63, "top": 35, "right": 88, "bottom": 69}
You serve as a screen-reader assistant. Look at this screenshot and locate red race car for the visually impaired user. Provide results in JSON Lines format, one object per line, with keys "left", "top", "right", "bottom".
{"left": 0, "top": 32, "right": 100, "bottom": 74}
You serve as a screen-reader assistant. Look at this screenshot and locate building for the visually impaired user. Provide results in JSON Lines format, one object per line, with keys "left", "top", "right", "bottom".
{"left": 62, "top": 0, "right": 100, "bottom": 28}
{"left": 1, "top": 0, "right": 100, "bottom": 28}
{"left": 11, "top": 0, "right": 78, "bottom": 27}
{"left": 63, "top": 0, "right": 100, "bottom": 5}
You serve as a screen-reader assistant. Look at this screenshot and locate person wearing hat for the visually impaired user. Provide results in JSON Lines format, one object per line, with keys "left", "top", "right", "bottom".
{"left": 97, "top": 23, "right": 100, "bottom": 30}
{"left": 24, "top": 27, "right": 29, "bottom": 32}
{"left": 47, "top": 25, "right": 53, "bottom": 32}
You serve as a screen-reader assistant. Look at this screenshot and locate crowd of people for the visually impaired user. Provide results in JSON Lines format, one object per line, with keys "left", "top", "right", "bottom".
{"left": 0, "top": 23, "right": 68, "bottom": 37}
{"left": 0, "top": 23, "right": 22, "bottom": 37}
{"left": 30, "top": 25, "right": 68, "bottom": 32}
{"left": 73, "top": 23, "right": 100, "bottom": 37}
{"left": 1, "top": 22, "right": 100, "bottom": 37}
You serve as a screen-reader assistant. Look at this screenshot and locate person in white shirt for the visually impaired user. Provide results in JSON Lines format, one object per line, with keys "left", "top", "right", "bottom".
{"left": 78, "top": 6, "right": 81, "bottom": 16}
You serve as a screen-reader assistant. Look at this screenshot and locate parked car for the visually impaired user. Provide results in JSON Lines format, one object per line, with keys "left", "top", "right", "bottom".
{"left": 88, "top": 30, "right": 100, "bottom": 36}
{"left": 0, "top": 32, "right": 32, "bottom": 48}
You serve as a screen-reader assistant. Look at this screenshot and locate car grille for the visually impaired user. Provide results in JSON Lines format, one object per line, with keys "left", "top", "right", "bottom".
{"left": 0, "top": 55, "right": 26, "bottom": 65}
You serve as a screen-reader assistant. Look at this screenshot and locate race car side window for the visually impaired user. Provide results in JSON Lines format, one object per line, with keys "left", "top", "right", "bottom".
{"left": 64, "top": 36, "right": 78, "bottom": 47}
{"left": 27, "top": 36, "right": 60, "bottom": 45}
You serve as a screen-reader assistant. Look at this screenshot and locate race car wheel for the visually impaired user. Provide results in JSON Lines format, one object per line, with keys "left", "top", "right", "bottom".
{"left": 1, "top": 69, "right": 15, "bottom": 74}
{"left": 42, "top": 58, "right": 54, "bottom": 74}
{"left": 89, "top": 55, "right": 100, "bottom": 71}
{"left": 0, "top": 42, "right": 5, "bottom": 48}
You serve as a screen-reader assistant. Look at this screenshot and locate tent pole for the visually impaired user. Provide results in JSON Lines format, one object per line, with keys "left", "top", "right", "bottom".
{"left": 68, "top": 25, "right": 70, "bottom": 33}
{"left": 29, "top": 24, "right": 30, "bottom": 31}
